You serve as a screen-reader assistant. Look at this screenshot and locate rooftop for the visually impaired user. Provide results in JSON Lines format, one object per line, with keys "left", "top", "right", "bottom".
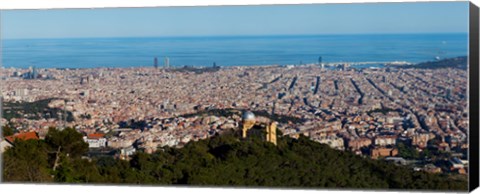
{"left": 5, "top": 131, "right": 39, "bottom": 144}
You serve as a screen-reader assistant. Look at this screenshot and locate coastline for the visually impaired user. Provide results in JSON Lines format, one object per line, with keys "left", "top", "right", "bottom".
{"left": 0, "top": 56, "right": 466, "bottom": 71}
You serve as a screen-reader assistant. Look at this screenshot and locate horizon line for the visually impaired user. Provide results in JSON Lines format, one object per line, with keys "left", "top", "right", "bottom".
{"left": 2, "top": 32, "right": 469, "bottom": 40}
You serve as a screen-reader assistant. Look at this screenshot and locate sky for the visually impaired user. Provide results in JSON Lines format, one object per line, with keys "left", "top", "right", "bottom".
{"left": 0, "top": 1, "right": 469, "bottom": 39}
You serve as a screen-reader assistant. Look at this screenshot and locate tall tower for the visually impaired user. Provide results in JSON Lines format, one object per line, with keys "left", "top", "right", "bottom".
{"left": 266, "top": 122, "right": 277, "bottom": 145}
{"left": 267, "top": 103, "right": 278, "bottom": 145}
{"left": 165, "top": 57, "right": 170, "bottom": 69}
{"left": 154, "top": 57, "right": 158, "bottom": 69}
{"left": 319, "top": 56, "right": 325, "bottom": 69}
{"left": 32, "top": 66, "right": 38, "bottom": 79}
{"left": 241, "top": 111, "right": 255, "bottom": 138}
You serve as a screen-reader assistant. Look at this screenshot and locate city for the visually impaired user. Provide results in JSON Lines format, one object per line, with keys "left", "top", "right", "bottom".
{"left": 0, "top": 63, "right": 469, "bottom": 175}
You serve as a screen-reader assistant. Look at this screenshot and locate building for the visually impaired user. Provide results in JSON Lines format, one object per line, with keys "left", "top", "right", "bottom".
{"left": 371, "top": 147, "right": 398, "bottom": 159}
{"left": 241, "top": 111, "right": 256, "bottom": 138}
{"left": 23, "top": 66, "right": 38, "bottom": 79}
{"left": 313, "top": 135, "right": 345, "bottom": 150}
{"left": 265, "top": 122, "right": 277, "bottom": 145}
{"left": 83, "top": 133, "right": 107, "bottom": 148}
{"left": 32, "top": 66, "right": 38, "bottom": 79}
{"left": 2, "top": 131, "right": 40, "bottom": 153}
{"left": 154, "top": 57, "right": 159, "bottom": 69}
{"left": 412, "top": 132, "right": 432, "bottom": 148}
{"left": 5, "top": 131, "right": 39, "bottom": 144}
{"left": 119, "top": 146, "right": 136, "bottom": 160}
{"left": 12, "top": 88, "right": 29, "bottom": 101}
{"left": 374, "top": 135, "right": 397, "bottom": 147}
{"left": 107, "top": 138, "right": 134, "bottom": 149}
{"left": 449, "top": 157, "right": 465, "bottom": 169}
{"left": 347, "top": 137, "right": 372, "bottom": 151}
{"left": 164, "top": 57, "right": 170, "bottom": 68}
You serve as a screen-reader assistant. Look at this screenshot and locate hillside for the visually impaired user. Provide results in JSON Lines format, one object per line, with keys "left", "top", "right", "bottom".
{"left": 403, "top": 56, "right": 467, "bottom": 69}
{"left": 2, "top": 127, "right": 468, "bottom": 190}
{"left": 3, "top": 98, "right": 74, "bottom": 122}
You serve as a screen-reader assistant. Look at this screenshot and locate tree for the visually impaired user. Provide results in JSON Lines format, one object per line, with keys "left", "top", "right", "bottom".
{"left": 1, "top": 127, "right": 468, "bottom": 190}
{"left": 2, "top": 125, "right": 14, "bottom": 137}
{"left": 54, "top": 156, "right": 104, "bottom": 183}
{"left": 397, "top": 142, "right": 420, "bottom": 159}
{"left": 43, "top": 127, "right": 89, "bottom": 182}
{"left": 44, "top": 127, "right": 88, "bottom": 158}
{"left": 3, "top": 139, "right": 52, "bottom": 182}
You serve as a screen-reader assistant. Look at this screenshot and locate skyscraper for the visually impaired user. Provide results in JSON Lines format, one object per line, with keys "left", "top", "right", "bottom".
{"left": 32, "top": 66, "right": 38, "bottom": 79}
{"left": 319, "top": 56, "right": 325, "bottom": 68}
{"left": 165, "top": 57, "right": 170, "bottom": 69}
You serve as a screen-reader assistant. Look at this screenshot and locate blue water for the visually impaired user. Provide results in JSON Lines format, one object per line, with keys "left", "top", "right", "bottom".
{"left": 1, "top": 33, "right": 468, "bottom": 68}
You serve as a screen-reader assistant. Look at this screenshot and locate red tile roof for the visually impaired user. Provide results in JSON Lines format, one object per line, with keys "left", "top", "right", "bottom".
{"left": 87, "top": 133, "right": 105, "bottom": 139}
{"left": 5, "top": 131, "right": 39, "bottom": 144}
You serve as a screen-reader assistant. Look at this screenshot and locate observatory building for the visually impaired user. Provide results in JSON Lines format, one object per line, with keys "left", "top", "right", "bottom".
{"left": 241, "top": 111, "right": 256, "bottom": 138}
{"left": 241, "top": 111, "right": 277, "bottom": 145}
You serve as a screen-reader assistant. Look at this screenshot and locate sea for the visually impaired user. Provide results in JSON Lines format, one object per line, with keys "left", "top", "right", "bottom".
{"left": 1, "top": 33, "right": 468, "bottom": 69}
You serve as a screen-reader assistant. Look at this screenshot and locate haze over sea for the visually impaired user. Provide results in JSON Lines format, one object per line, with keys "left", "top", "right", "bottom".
{"left": 2, "top": 33, "right": 467, "bottom": 69}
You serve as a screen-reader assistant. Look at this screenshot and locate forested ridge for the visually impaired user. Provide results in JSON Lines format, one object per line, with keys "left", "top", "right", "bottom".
{"left": 401, "top": 56, "right": 467, "bottom": 69}
{"left": 2, "top": 127, "right": 467, "bottom": 191}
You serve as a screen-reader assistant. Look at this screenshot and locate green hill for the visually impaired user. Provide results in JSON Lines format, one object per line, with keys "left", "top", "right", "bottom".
{"left": 3, "top": 98, "right": 74, "bottom": 122}
{"left": 2, "top": 127, "right": 468, "bottom": 191}
{"left": 401, "top": 56, "right": 467, "bottom": 69}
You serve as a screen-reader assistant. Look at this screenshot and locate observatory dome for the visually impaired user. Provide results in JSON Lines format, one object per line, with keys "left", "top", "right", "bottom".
{"left": 242, "top": 111, "right": 255, "bottom": 121}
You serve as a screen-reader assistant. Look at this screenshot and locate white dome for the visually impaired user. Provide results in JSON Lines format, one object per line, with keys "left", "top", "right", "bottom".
{"left": 242, "top": 111, "right": 255, "bottom": 121}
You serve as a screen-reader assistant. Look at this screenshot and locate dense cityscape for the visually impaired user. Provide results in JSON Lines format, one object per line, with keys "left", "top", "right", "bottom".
{"left": 1, "top": 62, "right": 469, "bottom": 176}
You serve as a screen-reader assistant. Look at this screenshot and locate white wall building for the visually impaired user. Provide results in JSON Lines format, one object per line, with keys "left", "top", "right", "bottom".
{"left": 83, "top": 134, "right": 107, "bottom": 148}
